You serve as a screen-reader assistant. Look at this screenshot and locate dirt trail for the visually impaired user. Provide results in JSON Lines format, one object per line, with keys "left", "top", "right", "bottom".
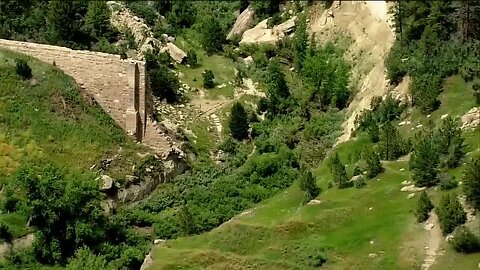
{"left": 421, "top": 212, "right": 443, "bottom": 270}
{"left": 309, "top": 1, "right": 396, "bottom": 145}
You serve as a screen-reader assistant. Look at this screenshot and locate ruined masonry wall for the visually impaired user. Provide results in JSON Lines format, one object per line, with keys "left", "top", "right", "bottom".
{"left": 0, "top": 38, "right": 147, "bottom": 137}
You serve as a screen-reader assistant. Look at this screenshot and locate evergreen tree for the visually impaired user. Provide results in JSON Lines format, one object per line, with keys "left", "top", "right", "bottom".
{"left": 46, "top": 1, "right": 74, "bottom": 45}
{"left": 83, "top": 1, "right": 112, "bottom": 41}
{"left": 265, "top": 59, "right": 291, "bottom": 116}
{"left": 229, "top": 102, "right": 249, "bottom": 140}
{"left": 200, "top": 15, "right": 225, "bottom": 55}
{"left": 450, "top": 226, "right": 480, "bottom": 253}
{"left": 299, "top": 169, "right": 320, "bottom": 204}
{"left": 463, "top": 157, "right": 480, "bottom": 211}
{"left": 437, "top": 116, "right": 464, "bottom": 168}
{"left": 364, "top": 148, "right": 383, "bottom": 179}
{"left": 293, "top": 14, "right": 308, "bottom": 71}
{"left": 415, "top": 191, "right": 434, "bottom": 222}
{"left": 378, "top": 121, "right": 405, "bottom": 160}
{"left": 0, "top": 222, "right": 12, "bottom": 242}
{"left": 178, "top": 205, "right": 193, "bottom": 236}
{"left": 437, "top": 193, "right": 467, "bottom": 235}
{"left": 409, "top": 132, "right": 440, "bottom": 187}
{"left": 202, "top": 69, "right": 215, "bottom": 89}
{"left": 330, "top": 153, "right": 348, "bottom": 188}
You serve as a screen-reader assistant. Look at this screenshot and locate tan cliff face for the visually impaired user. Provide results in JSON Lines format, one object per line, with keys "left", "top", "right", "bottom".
{"left": 308, "top": 1, "right": 398, "bottom": 144}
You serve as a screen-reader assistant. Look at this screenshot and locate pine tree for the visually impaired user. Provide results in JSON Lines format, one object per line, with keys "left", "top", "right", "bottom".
{"left": 200, "top": 16, "right": 225, "bottom": 55}
{"left": 415, "top": 191, "right": 434, "bottom": 222}
{"left": 229, "top": 102, "right": 249, "bottom": 140}
{"left": 364, "top": 148, "right": 383, "bottom": 179}
{"left": 330, "top": 153, "right": 348, "bottom": 188}
{"left": 293, "top": 14, "right": 308, "bottom": 71}
{"left": 463, "top": 157, "right": 480, "bottom": 211}
{"left": 437, "top": 116, "right": 464, "bottom": 168}
{"left": 265, "top": 59, "right": 290, "bottom": 116}
{"left": 83, "top": 1, "right": 112, "bottom": 40}
{"left": 299, "top": 169, "right": 320, "bottom": 204}
{"left": 437, "top": 193, "right": 467, "bottom": 235}
{"left": 178, "top": 205, "right": 194, "bottom": 236}
{"left": 409, "top": 132, "right": 440, "bottom": 187}
{"left": 202, "top": 69, "right": 215, "bottom": 89}
{"left": 378, "top": 121, "right": 405, "bottom": 160}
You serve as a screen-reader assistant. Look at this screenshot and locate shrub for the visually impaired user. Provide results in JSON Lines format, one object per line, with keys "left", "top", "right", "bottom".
{"left": 0, "top": 222, "right": 12, "bottom": 242}
{"left": 354, "top": 175, "right": 367, "bottom": 189}
{"left": 415, "top": 191, "right": 434, "bottom": 223}
{"left": 229, "top": 102, "right": 249, "bottom": 140}
{"left": 202, "top": 69, "right": 215, "bottom": 89}
{"left": 219, "top": 136, "right": 238, "bottom": 154}
{"left": 364, "top": 148, "right": 383, "bottom": 179}
{"left": 450, "top": 226, "right": 480, "bottom": 253}
{"left": 15, "top": 58, "right": 32, "bottom": 80}
{"left": 352, "top": 165, "right": 362, "bottom": 176}
{"left": 438, "top": 173, "right": 457, "bottom": 190}
{"left": 437, "top": 193, "right": 466, "bottom": 235}
{"left": 149, "top": 65, "right": 181, "bottom": 103}
{"left": 463, "top": 157, "right": 480, "bottom": 211}
{"left": 186, "top": 49, "right": 197, "bottom": 67}
{"left": 473, "top": 82, "right": 480, "bottom": 105}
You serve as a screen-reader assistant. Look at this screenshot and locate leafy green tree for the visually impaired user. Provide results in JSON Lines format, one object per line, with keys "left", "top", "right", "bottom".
{"left": 415, "top": 191, "right": 434, "bottom": 222}
{"left": 202, "top": 69, "right": 215, "bottom": 89}
{"left": 167, "top": 0, "right": 196, "bottom": 31}
{"left": 378, "top": 121, "right": 405, "bottom": 161}
{"left": 364, "top": 148, "right": 383, "bottom": 179}
{"left": 200, "top": 15, "right": 225, "bottom": 55}
{"left": 264, "top": 59, "right": 291, "bottom": 116}
{"left": 329, "top": 153, "right": 348, "bottom": 188}
{"left": 409, "top": 132, "right": 440, "bottom": 187}
{"left": 229, "top": 102, "right": 249, "bottom": 140}
{"left": 437, "top": 193, "right": 466, "bottom": 235}
{"left": 299, "top": 169, "right": 320, "bottom": 203}
{"left": 149, "top": 65, "right": 181, "bottom": 103}
{"left": 293, "top": 14, "right": 308, "bottom": 71}
{"left": 250, "top": 0, "right": 280, "bottom": 17}
{"left": 463, "top": 157, "right": 480, "bottom": 211}
{"left": 450, "top": 226, "right": 480, "bottom": 253}
{"left": 10, "top": 162, "right": 106, "bottom": 265}
{"left": 66, "top": 248, "right": 114, "bottom": 270}
{"left": 82, "top": 1, "right": 113, "bottom": 40}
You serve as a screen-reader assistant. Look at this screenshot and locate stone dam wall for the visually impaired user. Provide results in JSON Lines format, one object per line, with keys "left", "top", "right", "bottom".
{"left": 0, "top": 39, "right": 172, "bottom": 155}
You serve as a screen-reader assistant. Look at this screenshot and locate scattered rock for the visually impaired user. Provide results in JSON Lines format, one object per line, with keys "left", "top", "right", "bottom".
{"left": 368, "top": 253, "right": 377, "bottom": 258}
{"left": 407, "top": 193, "right": 415, "bottom": 199}
{"left": 416, "top": 124, "right": 423, "bottom": 128}
{"left": 398, "top": 121, "right": 407, "bottom": 126}
{"left": 98, "top": 175, "right": 115, "bottom": 191}
{"left": 400, "top": 184, "right": 425, "bottom": 192}
{"left": 368, "top": 207, "right": 373, "bottom": 210}
{"left": 424, "top": 223, "right": 434, "bottom": 231}
{"left": 399, "top": 168, "right": 405, "bottom": 171}
{"left": 401, "top": 180, "right": 412, "bottom": 186}
{"left": 307, "top": 199, "right": 322, "bottom": 205}
{"left": 441, "top": 114, "right": 449, "bottom": 119}
{"left": 445, "top": 234, "right": 454, "bottom": 241}
{"left": 243, "top": 56, "right": 254, "bottom": 65}
{"left": 167, "top": 36, "right": 175, "bottom": 43}
{"left": 370, "top": 240, "right": 374, "bottom": 245}
{"left": 153, "top": 239, "right": 166, "bottom": 245}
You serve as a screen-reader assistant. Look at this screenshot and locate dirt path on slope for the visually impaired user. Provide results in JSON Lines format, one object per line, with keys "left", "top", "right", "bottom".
{"left": 421, "top": 212, "right": 443, "bottom": 270}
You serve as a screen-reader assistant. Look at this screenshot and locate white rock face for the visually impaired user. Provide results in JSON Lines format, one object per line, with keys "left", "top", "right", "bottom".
{"left": 461, "top": 107, "right": 479, "bottom": 130}
{"left": 240, "top": 17, "right": 297, "bottom": 46}
{"left": 227, "top": 6, "right": 255, "bottom": 40}
{"left": 400, "top": 185, "right": 426, "bottom": 192}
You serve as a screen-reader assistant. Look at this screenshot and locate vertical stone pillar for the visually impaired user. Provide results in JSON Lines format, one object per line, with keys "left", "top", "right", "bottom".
{"left": 126, "top": 62, "right": 142, "bottom": 141}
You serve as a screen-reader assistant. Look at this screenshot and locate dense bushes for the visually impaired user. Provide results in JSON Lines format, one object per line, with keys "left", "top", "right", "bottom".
{"left": 437, "top": 193, "right": 466, "bottom": 235}
{"left": 229, "top": 102, "right": 249, "bottom": 140}
{"left": 202, "top": 69, "right": 215, "bottom": 89}
{"left": 463, "top": 157, "right": 480, "bottom": 211}
{"left": 145, "top": 52, "right": 181, "bottom": 103}
{"left": 415, "top": 191, "right": 434, "bottom": 223}
{"left": 450, "top": 226, "right": 480, "bottom": 253}
{"left": 14, "top": 59, "right": 32, "bottom": 80}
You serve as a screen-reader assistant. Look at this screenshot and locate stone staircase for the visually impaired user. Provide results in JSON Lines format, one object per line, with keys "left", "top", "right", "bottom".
{"left": 144, "top": 119, "right": 174, "bottom": 157}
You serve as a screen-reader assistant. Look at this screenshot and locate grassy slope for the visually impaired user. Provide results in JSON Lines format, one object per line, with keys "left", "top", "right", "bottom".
{"left": 148, "top": 76, "right": 479, "bottom": 269}
{"left": 0, "top": 49, "right": 145, "bottom": 238}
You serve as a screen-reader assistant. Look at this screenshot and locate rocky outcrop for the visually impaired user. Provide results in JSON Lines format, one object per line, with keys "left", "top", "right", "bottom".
{"left": 161, "top": 43, "right": 187, "bottom": 64}
{"left": 227, "top": 6, "right": 255, "bottom": 40}
{"left": 107, "top": 1, "right": 163, "bottom": 59}
{"left": 239, "top": 16, "right": 297, "bottom": 46}
{"left": 117, "top": 149, "right": 187, "bottom": 204}
{"left": 461, "top": 107, "right": 479, "bottom": 130}
{"left": 99, "top": 175, "right": 115, "bottom": 192}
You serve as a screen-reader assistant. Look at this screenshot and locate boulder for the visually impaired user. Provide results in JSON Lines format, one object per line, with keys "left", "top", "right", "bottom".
{"left": 227, "top": 6, "right": 255, "bottom": 40}
{"left": 424, "top": 223, "right": 434, "bottom": 231}
{"left": 243, "top": 56, "right": 254, "bottom": 65}
{"left": 400, "top": 184, "right": 426, "bottom": 192}
{"left": 407, "top": 193, "right": 415, "bottom": 199}
{"left": 461, "top": 107, "right": 479, "bottom": 130}
{"left": 99, "top": 175, "right": 115, "bottom": 192}
{"left": 350, "top": 175, "right": 364, "bottom": 182}
{"left": 272, "top": 16, "right": 297, "bottom": 36}
{"left": 307, "top": 199, "right": 322, "bottom": 205}
{"left": 164, "top": 43, "right": 187, "bottom": 64}
{"left": 153, "top": 239, "right": 166, "bottom": 245}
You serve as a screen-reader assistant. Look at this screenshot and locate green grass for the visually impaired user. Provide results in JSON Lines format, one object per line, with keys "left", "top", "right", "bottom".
{"left": 147, "top": 75, "right": 479, "bottom": 270}
{"left": 0, "top": 213, "right": 31, "bottom": 240}
{"left": 174, "top": 32, "right": 238, "bottom": 99}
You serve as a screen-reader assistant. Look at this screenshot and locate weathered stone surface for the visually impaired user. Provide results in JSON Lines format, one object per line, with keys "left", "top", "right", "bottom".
{"left": 164, "top": 43, "right": 187, "bottom": 63}
{"left": 240, "top": 17, "right": 297, "bottom": 45}
{"left": 227, "top": 6, "right": 255, "bottom": 40}
{"left": 400, "top": 184, "right": 426, "bottom": 192}
{"left": 99, "top": 175, "right": 115, "bottom": 191}
{"left": 272, "top": 16, "right": 297, "bottom": 36}
{"left": 461, "top": 107, "right": 479, "bottom": 130}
